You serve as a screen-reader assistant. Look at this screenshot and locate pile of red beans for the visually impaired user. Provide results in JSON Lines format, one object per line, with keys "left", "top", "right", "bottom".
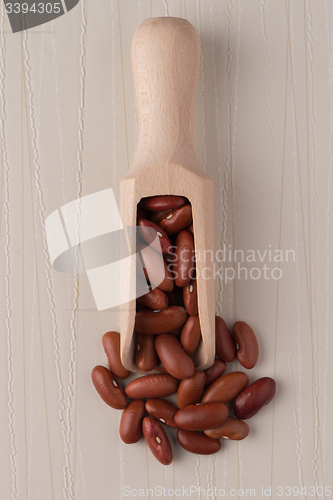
{"left": 91, "top": 195, "right": 276, "bottom": 466}
{"left": 135, "top": 195, "right": 199, "bottom": 357}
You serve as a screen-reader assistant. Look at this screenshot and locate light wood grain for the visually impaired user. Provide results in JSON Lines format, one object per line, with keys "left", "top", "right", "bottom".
{"left": 2, "top": 1, "right": 332, "bottom": 495}
{"left": 119, "top": 17, "right": 215, "bottom": 372}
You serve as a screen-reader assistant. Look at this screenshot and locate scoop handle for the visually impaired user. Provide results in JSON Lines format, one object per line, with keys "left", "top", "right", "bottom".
{"left": 131, "top": 17, "right": 201, "bottom": 168}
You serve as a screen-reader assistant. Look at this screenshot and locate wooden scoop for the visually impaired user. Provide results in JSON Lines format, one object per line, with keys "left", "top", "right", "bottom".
{"left": 119, "top": 17, "right": 215, "bottom": 372}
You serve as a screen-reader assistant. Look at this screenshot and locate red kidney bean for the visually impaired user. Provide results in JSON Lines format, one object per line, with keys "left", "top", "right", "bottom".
{"left": 138, "top": 219, "right": 173, "bottom": 255}
{"left": 149, "top": 209, "right": 171, "bottom": 225}
{"left": 135, "top": 306, "right": 188, "bottom": 335}
{"left": 233, "top": 377, "right": 276, "bottom": 419}
{"left": 177, "top": 429, "right": 221, "bottom": 455}
{"left": 136, "top": 333, "right": 158, "bottom": 372}
{"left": 204, "top": 360, "right": 227, "bottom": 386}
{"left": 174, "top": 402, "right": 229, "bottom": 431}
{"left": 142, "top": 417, "right": 173, "bottom": 465}
{"left": 155, "top": 334, "right": 195, "bottom": 379}
{"left": 168, "top": 326, "right": 183, "bottom": 337}
{"left": 183, "top": 279, "right": 198, "bottom": 316}
{"left": 204, "top": 417, "right": 249, "bottom": 440}
{"left": 137, "top": 205, "right": 148, "bottom": 222}
{"left": 187, "top": 223, "right": 194, "bottom": 235}
{"left": 140, "top": 195, "right": 185, "bottom": 212}
{"left": 119, "top": 400, "right": 145, "bottom": 444}
{"left": 91, "top": 366, "right": 127, "bottom": 410}
{"left": 180, "top": 315, "right": 201, "bottom": 356}
{"left": 165, "top": 286, "right": 184, "bottom": 308}
{"left": 173, "top": 230, "right": 195, "bottom": 287}
{"left": 137, "top": 242, "right": 174, "bottom": 292}
{"left": 145, "top": 399, "right": 178, "bottom": 428}
{"left": 136, "top": 302, "right": 146, "bottom": 312}
{"left": 215, "top": 316, "right": 236, "bottom": 362}
{"left": 233, "top": 321, "right": 259, "bottom": 369}
{"left": 102, "top": 331, "right": 131, "bottom": 379}
{"left": 159, "top": 205, "right": 193, "bottom": 236}
{"left": 136, "top": 288, "right": 169, "bottom": 311}
{"left": 136, "top": 273, "right": 153, "bottom": 303}
{"left": 125, "top": 373, "right": 179, "bottom": 399}
{"left": 154, "top": 362, "right": 168, "bottom": 373}
{"left": 177, "top": 371, "right": 206, "bottom": 408}
{"left": 201, "top": 372, "right": 249, "bottom": 404}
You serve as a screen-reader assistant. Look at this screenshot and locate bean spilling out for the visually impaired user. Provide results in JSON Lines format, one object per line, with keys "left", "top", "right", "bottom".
{"left": 92, "top": 323, "right": 275, "bottom": 463}
{"left": 91, "top": 195, "right": 276, "bottom": 465}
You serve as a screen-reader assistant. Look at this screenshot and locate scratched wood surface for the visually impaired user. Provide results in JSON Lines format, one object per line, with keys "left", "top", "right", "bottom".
{"left": 0, "top": 0, "right": 332, "bottom": 499}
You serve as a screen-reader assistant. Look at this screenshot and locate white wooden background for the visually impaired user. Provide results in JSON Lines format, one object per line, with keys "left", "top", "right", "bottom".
{"left": 1, "top": 0, "right": 333, "bottom": 499}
